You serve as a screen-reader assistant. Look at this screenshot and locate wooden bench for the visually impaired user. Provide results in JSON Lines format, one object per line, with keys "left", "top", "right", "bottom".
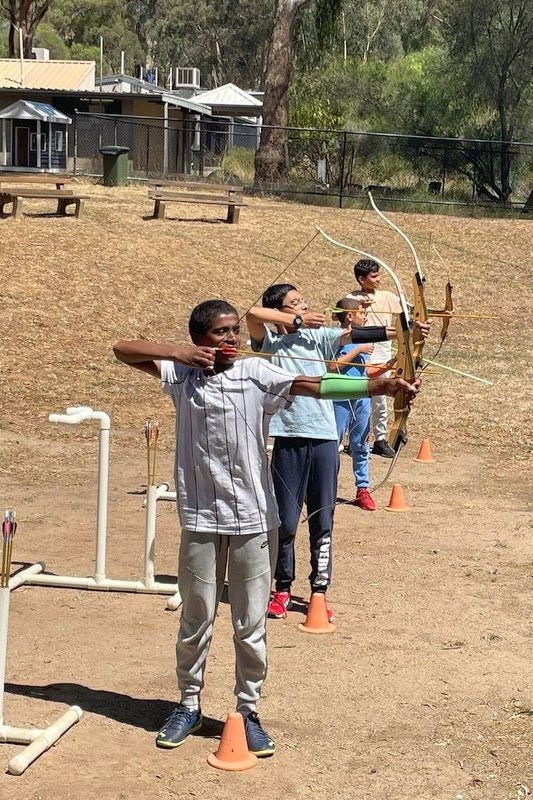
{"left": 0, "top": 189, "right": 87, "bottom": 219}
{"left": 0, "top": 173, "right": 72, "bottom": 191}
{"left": 148, "top": 180, "right": 245, "bottom": 224}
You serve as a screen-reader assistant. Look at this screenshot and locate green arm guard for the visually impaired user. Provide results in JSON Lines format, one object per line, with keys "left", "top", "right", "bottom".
{"left": 319, "top": 373, "right": 370, "bottom": 400}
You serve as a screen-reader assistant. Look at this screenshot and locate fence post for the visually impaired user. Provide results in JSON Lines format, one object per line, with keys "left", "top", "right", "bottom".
{"left": 73, "top": 110, "right": 78, "bottom": 175}
{"left": 163, "top": 102, "right": 169, "bottom": 176}
{"left": 472, "top": 140, "right": 477, "bottom": 201}
{"left": 146, "top": 125, "right": 150, "bottom": 176}
{"left": 198, "top": 119, "right": 205, "bottom": 177}
{"left": 338, "top": 131, "right": 347, "bottom": 209}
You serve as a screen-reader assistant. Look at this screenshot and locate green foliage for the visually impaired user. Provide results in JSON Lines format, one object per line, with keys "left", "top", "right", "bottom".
{"left": 314, "top": 0, "right": 343, "bottom": 48}
{"left": 46, "top": 0, "right": 143, "bottom": 71}
{"left": 33, "top": 22, "right": 70, "bottom": 58}
{"left": 218, "top": 147, "right": 255, "bottom": 183}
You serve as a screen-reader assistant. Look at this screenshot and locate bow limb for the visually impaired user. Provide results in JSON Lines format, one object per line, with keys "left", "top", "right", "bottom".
{"left": 317, "top": 228, "right": 411, "bottom": 320}
{"left": 412, "top": 272, "right": 429, "bottom": 370}
{"left": 371, "top": 310, "right": 416, "bottom": 491}
{"left": 368, "top": 191, "right": 424, "bottom": 283}
{"left": 431, "top": 280, "right": 454, "bottom": 360}
{"left": 368, "top": 191, "right": 429, "bottom": 370}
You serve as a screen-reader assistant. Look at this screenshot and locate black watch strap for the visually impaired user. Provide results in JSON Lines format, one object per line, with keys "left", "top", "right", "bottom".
{"left": 293, "top": 314, "right": 303, "bottom": 329}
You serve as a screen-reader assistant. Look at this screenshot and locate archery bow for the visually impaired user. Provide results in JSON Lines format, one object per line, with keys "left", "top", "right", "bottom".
{"left": 317, "top": 228, "right": 416, "bottom": 488}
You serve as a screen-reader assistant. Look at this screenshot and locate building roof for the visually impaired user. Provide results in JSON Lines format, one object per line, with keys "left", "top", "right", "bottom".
{"left": 193, "top": 83, "right": 263, "bottom": 118}
{"left": 0, "top": 59, "right": 95, "bottom": 91}
{"left": 97, "top": 74, "right": 212, "bottom": 115}
{"left": 0, "top": 99, "right": 72, "bottom": 123}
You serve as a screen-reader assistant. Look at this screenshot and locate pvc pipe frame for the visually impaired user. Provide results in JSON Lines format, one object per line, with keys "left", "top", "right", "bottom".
{"left": 27, "top": 407, "right": 182, "bottom": 608}
{"left": 0, "top": 587, "right": 83, "bottom": 775}
{"left": 1, "top": 706, "right": 83, "bottom": 775}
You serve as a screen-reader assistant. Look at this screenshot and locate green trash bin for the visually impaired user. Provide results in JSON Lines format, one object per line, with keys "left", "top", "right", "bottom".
{"left": 100, "top": 145, "right": 129, "bottom": 187}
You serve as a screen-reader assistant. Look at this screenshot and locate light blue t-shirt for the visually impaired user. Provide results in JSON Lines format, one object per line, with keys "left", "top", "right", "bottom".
{"left": 253, "top": 326, "right": 344, "bottom": 439}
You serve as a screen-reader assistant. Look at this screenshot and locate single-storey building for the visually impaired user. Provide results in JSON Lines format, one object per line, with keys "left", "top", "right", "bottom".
{"left": 0, "top": 60, "right": 212, "bottom": 175}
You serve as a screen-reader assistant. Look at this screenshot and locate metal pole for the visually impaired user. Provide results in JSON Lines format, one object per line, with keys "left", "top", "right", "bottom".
{"left": 339, "top": 131, "right": 347, "bottom": 209}
{"left": 73, "top": 111, "right": 77, "bottom": 175}
{"left": 163, "top": 102, "right": 168, "bottom": 176}
{"left": 36, "top": 120, "right": 41, "bottom": 169}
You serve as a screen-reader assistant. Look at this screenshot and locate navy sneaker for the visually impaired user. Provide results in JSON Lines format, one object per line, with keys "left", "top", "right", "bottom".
{"left": 156, "top": 704, "right": 203, "bottom": 749}
{"left": 241, "top": 711, "right": 275, "bottom": 757}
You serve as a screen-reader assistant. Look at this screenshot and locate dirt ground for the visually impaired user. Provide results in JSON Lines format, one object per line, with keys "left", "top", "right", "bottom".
{"left": 1, "top": 184, "right": 533, "bottom": 799}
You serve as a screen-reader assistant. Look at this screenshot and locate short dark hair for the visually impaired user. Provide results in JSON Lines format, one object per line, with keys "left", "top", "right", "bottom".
{"left": 354, "top": 259, "right": 380, "bottom": 281}
{"left": 188, "top": 300, "right": 238, "bottom": 340}
{"left": 262, "top": 283, "right": 296, "bottom": 309}
{"left": 334, "top": 296, "right": 363, "bottom": 325}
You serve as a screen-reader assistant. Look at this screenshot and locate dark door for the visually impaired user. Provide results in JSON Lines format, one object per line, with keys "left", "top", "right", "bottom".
{"left": 15, "top": 127, "right": 29, "bottom": 167}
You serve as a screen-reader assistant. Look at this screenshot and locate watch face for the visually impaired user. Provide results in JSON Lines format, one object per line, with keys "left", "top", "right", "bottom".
{"left": 294, "top": 315, "right": 303, "bottom": 328}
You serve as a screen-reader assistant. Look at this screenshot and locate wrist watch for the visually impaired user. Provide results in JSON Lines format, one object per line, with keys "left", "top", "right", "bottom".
{"left": 293, "top": 314, "right": 303, "bottom": 329}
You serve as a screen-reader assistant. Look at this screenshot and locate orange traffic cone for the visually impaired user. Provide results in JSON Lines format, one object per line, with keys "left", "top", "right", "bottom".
{"left": 414, "top": 439, "right": 435, "bottom": 463}
{"left": 207, "top": 712, "right": 257, "bottom": 771}
{"left": 385, "top": 483, "right": 411, "bottom": 512}
{"left": 298, "top": 592, "right": 336, "bottom": 634}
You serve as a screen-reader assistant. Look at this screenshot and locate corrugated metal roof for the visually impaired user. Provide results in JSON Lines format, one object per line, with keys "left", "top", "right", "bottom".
{"left": 0, "top": 99, "right": 72, "bottom": 123}
{"left": 0, "top": 59, "right": 95, "bottom": 91}
{"left": 97, "top": 74, "right": 212, "bottom": 115}
{"left": 194, "top": 83, "right": 263, "bottom": 108}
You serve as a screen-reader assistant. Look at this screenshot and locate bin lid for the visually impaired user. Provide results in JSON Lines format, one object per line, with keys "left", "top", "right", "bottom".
{"left": 99, "top": 146, "right": 130, "bottom": 155}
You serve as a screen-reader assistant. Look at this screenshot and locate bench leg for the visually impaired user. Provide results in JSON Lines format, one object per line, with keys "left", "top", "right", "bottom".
{"left": 154, "top": 199, "right": 166, "bottom": 220}
{"left": 12, "top": 196, "right": 23, "bottom": 219}
{"left": 57, "top": 199, "right": 67, "bottom": 215}
{"left": 227, "top": 203, "right": 240, "bottom": 224}
{"left": 75, "top": 199, "right": 85, "bottom": 219}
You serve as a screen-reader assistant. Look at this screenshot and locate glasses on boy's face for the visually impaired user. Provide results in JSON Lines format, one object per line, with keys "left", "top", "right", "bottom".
{"left": 281, "top": 298, "right": 307, "bottom": 309}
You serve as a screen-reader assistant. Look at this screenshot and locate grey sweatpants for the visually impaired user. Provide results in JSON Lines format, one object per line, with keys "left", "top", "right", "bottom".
{"left": 176, "top": 529, "right": 277, "bottom": 713}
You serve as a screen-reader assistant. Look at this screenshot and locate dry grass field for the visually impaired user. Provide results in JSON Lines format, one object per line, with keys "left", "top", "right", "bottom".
{"left": 1, "top": 183, "right": 533, "bottom": 799}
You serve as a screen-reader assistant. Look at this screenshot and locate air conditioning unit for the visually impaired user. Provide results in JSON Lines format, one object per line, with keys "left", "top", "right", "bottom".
{"left": 32, "top": 47, "right": 50, "bottom": 60}
{"left": 174, "top": 67, "right": 201, "bottom": 89}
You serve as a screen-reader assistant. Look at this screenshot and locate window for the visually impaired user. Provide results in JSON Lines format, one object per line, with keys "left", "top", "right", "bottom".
{"left": 54, "top": 130, "right": 64, "bottom": 152}
{"left": 30, "top": 133, "right": 37, "bottom": 151}
{"left": 41, "top": 134, "right": 48, "bottom": 152}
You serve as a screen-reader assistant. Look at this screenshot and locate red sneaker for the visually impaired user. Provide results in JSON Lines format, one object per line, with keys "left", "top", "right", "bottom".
{"left": 268, "top": 591, "right": 291, "bottom": 619}
{"left": 354, "top": 488, "right": 376, "bottom": 511}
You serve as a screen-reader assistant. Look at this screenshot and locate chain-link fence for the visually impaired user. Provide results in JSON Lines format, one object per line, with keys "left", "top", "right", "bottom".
{"left": 73, "top": 111, "right": 533, "bottom": 210}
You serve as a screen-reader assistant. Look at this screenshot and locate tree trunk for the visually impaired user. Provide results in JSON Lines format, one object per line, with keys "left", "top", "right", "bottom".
{"left": 18, "top": 0, "right": 51, "bottom": 58}
{"left": 5, "top": 0, "right": 17, "bottom": 56}
{"left": 254, "top": 0, "right": 310, "bottom": 187}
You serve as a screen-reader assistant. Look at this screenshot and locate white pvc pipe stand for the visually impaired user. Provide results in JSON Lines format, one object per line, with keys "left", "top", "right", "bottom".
{"left": 0, "top": 586, "right": 82, "bottom": 775}
{"left": 22, "top": 407, "right": 181, "bottom": 608}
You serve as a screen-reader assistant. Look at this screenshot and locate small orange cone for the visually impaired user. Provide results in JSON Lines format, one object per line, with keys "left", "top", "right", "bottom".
{"left": 298, "top": 592, "right": 336, "bottom": 634}
{"left": 414, "top": 438, "right": 435, "bottom": 463}
{"left": 385, "top": 483, "right": 411, "bottom": 512}
{"left": 207, "top": 712, "right": 257, "bottom": 771}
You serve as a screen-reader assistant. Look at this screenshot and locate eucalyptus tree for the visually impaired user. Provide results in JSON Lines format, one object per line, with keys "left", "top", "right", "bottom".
{"left": 0, "top": 0, "right": 50, "bottom": 56}
{"left": 254, "top": 0, "right": 342, "bottom": 185}
{"left": 443, "top": 0, "right": 533, "bottom": 201}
